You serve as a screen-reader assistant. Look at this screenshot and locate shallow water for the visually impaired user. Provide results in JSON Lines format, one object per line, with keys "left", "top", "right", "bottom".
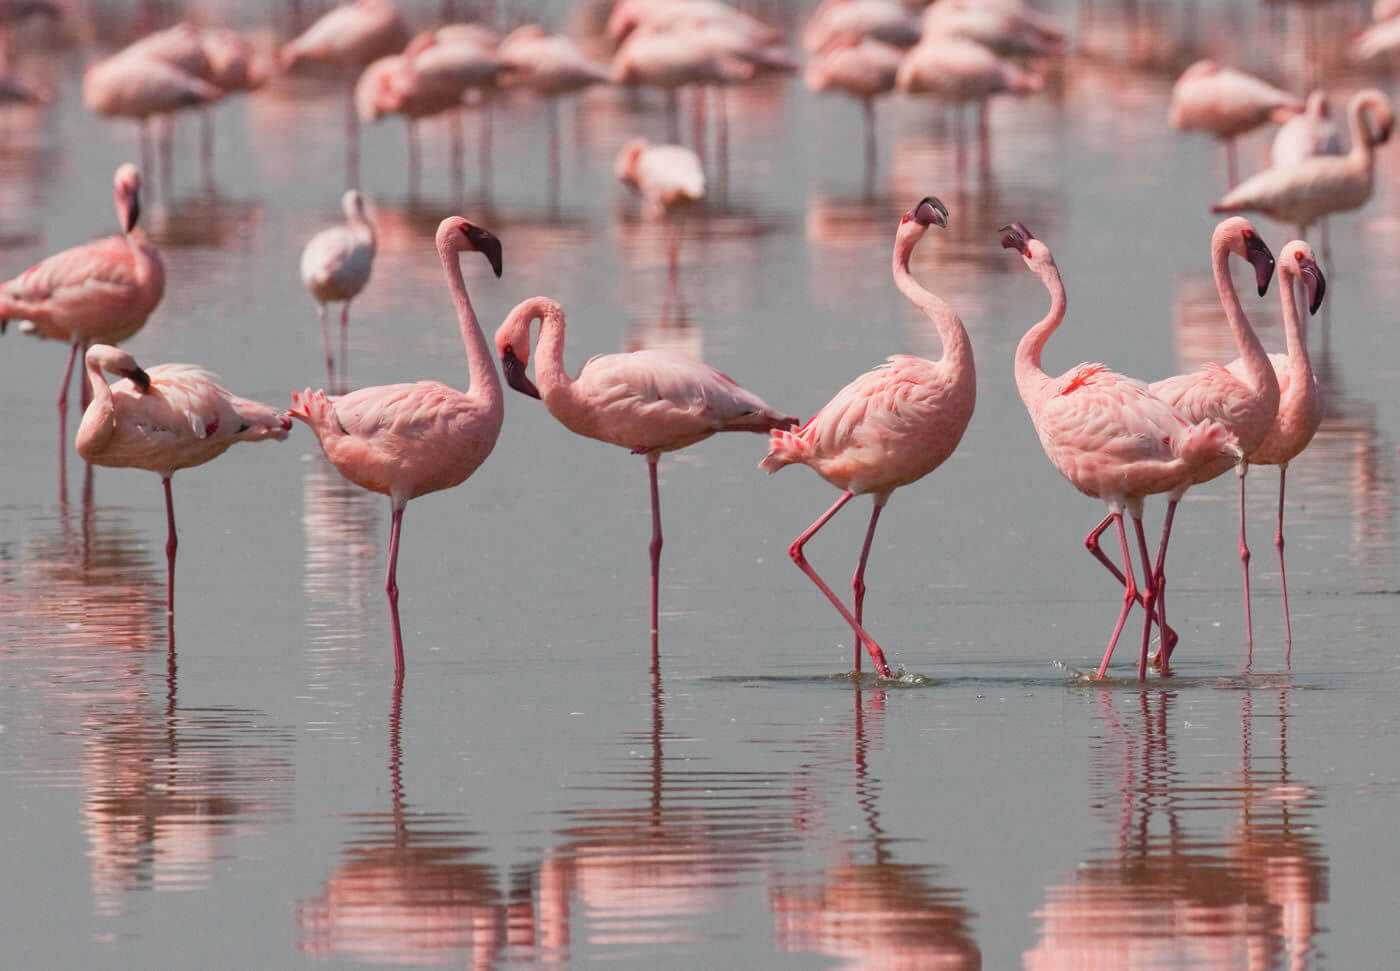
{"left": 3, "top": 2, "right": 1400, "bottom": 968}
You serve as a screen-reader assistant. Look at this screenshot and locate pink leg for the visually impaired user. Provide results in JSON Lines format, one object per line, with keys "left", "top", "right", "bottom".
{"left": 57, "top": 339, "right": 79, "bottom": 423}
{"left": 1151, "top": 498, "right": 1181, "bottom": 669}
{"left": 851, "top": 498, "right": 887, "bottom": 675}
{"left": 1238, "top": 461, "right": 1254, "bottom": 664}
{"left": 1226, "top": 139, "right": 1238, "bottom": 189}
{"left": 1132, "top": 515, "right": 1157, "bottom": 682}
{"left": 647, "top": 458, "right": 663, "bottom": 668}
{"left": 1086, "top": 513, "right": 1178, "bottom": 652}
{"left": 79, "top": 341, "right": 92, "bottom": 411}
{"left": 789, "top": 491, "right": 893, "bottom": 679}
{"left": 339, "top": 302, "right": 350, "bottom": 393}
{"left": 317, "top": 304, "right": 334, "bottom": 389}
{"left": 1093, "top": 513, "right": 1137, "bottom": 681}
{"left": 163, "top": 476, "right": 177, "bottom": 615}
{"left": 385, "top": 500, "right": 406, "bottom": 680}
{"left": 1277, "top": 464, "right": 1292, "bottom": 664}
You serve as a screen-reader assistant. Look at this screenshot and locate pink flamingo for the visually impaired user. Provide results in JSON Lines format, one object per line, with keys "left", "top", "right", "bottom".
{"left": 75, "top": 344, "right": 292, "bottom": 615}
{"left": 0, "top": 163, "right": 164, "bottom": 437}
{"left": 1238, "top": 241, "right": 1326, "bottom": 659}
{"left": 759, "top": 197, "right": 975, "bottom": 679}
{"left": 1168, "top": 60, "right": 1302, "bottom": 187}
{"left": 1002, "top": 222, "right": 1240, "bottom": 680}
{"left": 290, "top": 216, "right": 504, "bottom": 679}
{"left": 1148, "top": 218, "right": 1278, "bottom": 662}
{"left": 921, "top": 0, "right": 1064, "bottom": 59}
{"left": 610, "top": 27, "right": 754, "bottom": 142}
{"left": 492, "top": 297, "right": 797, "bottom": 663}
{"left": 300, "top": 189, "right": 376, "bottom": 392}
{"left": 803, "top": 0, "right": 922, "bottom": 55}
{"left": 804, "top": 34, "right": 901, "bottom": 182}
{"left": 1270, "top": 91, "right": 1341, "bottom": 169}
{"left": 615, "top": 137, "right": 705, "bottom": 214}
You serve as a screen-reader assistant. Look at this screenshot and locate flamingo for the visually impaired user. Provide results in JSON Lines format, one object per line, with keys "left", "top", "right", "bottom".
{"left": 615, "top": 137, "right": 705, "bottom": 213}
{"left": 492, "top": 297, "right": 797, "bottom": 664}
{"left": 1168, "top": 60, "right": 1303, "bottom": 187}
{"left": 300, "top": 189, "right": 376, "bottom": 392}
{"left": 1377, "top": 0, "right": 1400, "bottom": 20}
{"left": 804, "top": 34, "right": 901, "bottom": 183}
{"left": 921, "top": 0, "right": 1064, "bottom": 59}
{"left": 1002, "top": 222, "right": 1241, "bottom": 680}
{"left": 610, "top": 26, "right": 754, "bottom": 142}
{"left": 290, "top": 216, "right": 504, "bottom": 679}
{"left": 894, "top": 35, "right": 1043, "bottom": 156}
{"left": 759, "top": 197, "right": 975, "bottom": 679}
{"left": 75, "top": 344, "right": 292, "bottom": 615}
{"left": 608, "top": 0, "right": 780, "bottom": 48}
{"left": 803, "top": 0, "right": 922, "bottom": 56}
{"left": 1270, "top": 91, "right": 1341, "bottom": 168}
{"left": 1213, "top": 90, "right": 1394, "bottom": 245}
{"left": 1148, "top": 217, "right": 1279, "bottom": 662}
{"left": 0, "top": 163, "right": 164, "bottom": 439}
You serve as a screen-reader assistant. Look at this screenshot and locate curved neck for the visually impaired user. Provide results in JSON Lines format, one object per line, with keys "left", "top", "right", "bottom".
{"left": 85, "top": 356, "right": 114, "bottom": 411}
{"left": 891, "top": 227, "right": 972, "bottom": 376}
{"left": 1347, "top": 97, "right": 1377, "bottom": 166}
{"left": 522, "top": 296, "right": 571, "bottom": 398}
{"left": 1278, "top": 269, "right": 1312, "bottom": 383}
{"left": 349, "top": 206, "right": 377, "bottom": 250}
{"left": 1212, "top": 236, "right": 1273, "bottom": 393}
{"left": 1013, "top": 255, "right": 1067, "bottom": 405}
{"left": 438, "top": 242, "right": 501, "bottom": 404}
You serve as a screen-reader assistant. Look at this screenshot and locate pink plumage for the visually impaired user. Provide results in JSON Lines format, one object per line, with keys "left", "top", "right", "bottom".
{"left": 1168, "top": 60, "right": 1303, "bottom": 186}
{"left": 762, "top": 197, "right": 975, "bottom": 679}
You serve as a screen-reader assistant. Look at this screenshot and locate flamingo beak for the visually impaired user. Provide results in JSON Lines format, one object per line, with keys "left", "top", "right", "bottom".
{"left": 128, "top": 366, "right": 151, "bottom": 392}
{"left": 501, "top": 347, "right": 540, "bottom": 399}
{"left": 464, "top": 225, "right": 504, "bottom": 277}
{"left": 1300, "top": 256, "right": 1326, "bottom": 315}
{"left": 911, "top": 196, "right": 948, "bottom": 228}
{"left": 1245, "top": 234, "right": 1275, "bottom": 296}
{"left": 124, "top": 197, "right": 140, "bottom": 234}
{"left": 998, "top": 221, "right": 1033, "bottom": 255}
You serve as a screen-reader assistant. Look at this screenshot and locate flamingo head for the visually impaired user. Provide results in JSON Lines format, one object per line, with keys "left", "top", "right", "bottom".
{"left": 1281, "top": 240, "right": 1326, "bottom": 316}
{"left": 1217, "top": 217, "right": 1275, "bottom": 296}
{"left": 494, "top": 299, "right": 543, "bottom": 400}
{"left": 86, "top": 343, "right": 151, "bottom": 393}
{"left": 113, "top": 163, "right": 142, "bottom": 233}
{"left": 999, "top": 221, "right": 1051, "bottom": 267}
{"left": 437, "top": 216, "right": 503, "bottom": 278}
{"left": 1358, "top": 89, "right": 1395, "bottom": 146}
{"left": 614, "top": 138, "right": 649, "bottom": 187}
{"left": 341, "top": 189, "right": 369, "bottom": 225}
{"left": 903, "top": 196, "right": 948, "bottom": 230}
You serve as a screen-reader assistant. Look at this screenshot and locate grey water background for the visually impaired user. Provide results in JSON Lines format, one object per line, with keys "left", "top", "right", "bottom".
{"left": 2, "top": 1, "right": 1399, "bottom": 967}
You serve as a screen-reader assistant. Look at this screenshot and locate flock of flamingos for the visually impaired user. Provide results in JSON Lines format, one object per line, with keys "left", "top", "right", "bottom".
{"left": 0, "top": 0, "right": 1395, "bottom": 684}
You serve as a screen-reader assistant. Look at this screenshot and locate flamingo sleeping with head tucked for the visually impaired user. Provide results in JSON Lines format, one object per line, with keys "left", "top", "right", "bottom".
{"left": 1168, "top": 60, "right": 1302, "bottom": 187}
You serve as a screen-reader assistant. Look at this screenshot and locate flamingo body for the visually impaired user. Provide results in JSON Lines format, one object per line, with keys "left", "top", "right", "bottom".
{"left": 301, "top": 190, "right": 376, "bottom": 304}
{"left": 895, "top": 37, "right": 1042, "bottom": 101}
{"left": 805, "top": 37, "right": 901, "bottom": 99}
{"left": 1167, "top": 61, "right": 1301, "bottom": 141}
{"left": 804, "top": 0, "right": 921, "bottom": 54}
{"left": 921, "top": 2, "right": 1063, "bottom": 59}
{"left": 83, "top": 53, "right": 221, "bottom": 119}
{"left": 499, "top": 27, "right": 610, "bottom": 96}
{"left": 280, "top": 0, "right": 408, "bottom": 73}
{"left": 615, "top": 139, "right": 705, "bottom": 210}
{"left": 1270, "top": 91, "right": 1341, "bottom": 169}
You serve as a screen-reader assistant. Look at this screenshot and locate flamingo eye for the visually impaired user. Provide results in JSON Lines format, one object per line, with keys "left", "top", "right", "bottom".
{"left": 1294, "top": 252, "right": 1303, "bottom": 262}
{"left": 900, "top": 213, "right": 910, "bottom": 224}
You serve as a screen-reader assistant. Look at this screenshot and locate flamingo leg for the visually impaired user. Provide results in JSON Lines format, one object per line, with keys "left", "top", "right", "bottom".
{"left": 479, "top": 101, "right": 493, "bottom": 199}
{"left": 647, "top": 457, "right": 663, "bottom": 667}
{"left": 339, "top": 302, "right": 350, "bottom": 393}
{"left": 316, "top": 303, "right": 334, "bottom": 388}
{"left": 345, "top": 78, "right": 359, "bottom": 188}
{"left": 789, "top": 491, "right": 893, "bottom": 679}
{"left": 1277, "top": 464, "right": 1292, "bottom": 663}
{"left": 406, "top": 120, "right": 421, "bottom": 197}
{"left": 1086, "top": 513, "right": 1178, "bottom": 650}
{"left": 56, "top": 339, "right": 80, "bottom": 423}
{"left": 1238, "top": 460, "right": 1254, "bottom": 664}
{"left": 1226, "top": 139, "right": 1238, "bottom": 189}
{"left": 163, "top": 476, "right": 177, "bottom": 615}
{"left": 1151, "top": 498, "right": 1181, "bottom": 669}
{"left": 1132, "top": 515, "right": 1157, "bottom": 682}
{"left": 862, "top": 97, "right": 876, "bottom": 197}
{"left": 665, "top": 88, "right": 679, "bottom": 143}
{"left": 716, "top": 86, "right": 729, "bottom": 196}
{"left": 1093, "top": 512, "right": 1137, "bottom": 681}
{"left": 159, "top": 114, "right": 174, "bottom": 197}
{"left": 851, "top": 498, "right": 886, "bottom": 675}
{"left": 139, "top": 117, "right": 153, "bottom": 188}
{"left": 200, "top": 107, "right": 213, "bottom": 185}
{"left": 385, "top": 500, "right": 406, "bottom": 679}
{"left": 547, "top": 97, "right": 560, "bottom": 213}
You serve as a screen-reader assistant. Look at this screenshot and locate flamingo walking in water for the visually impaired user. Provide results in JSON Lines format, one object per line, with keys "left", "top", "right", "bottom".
{"left": 1002, "top": 223, "right": 1240, "bottom": 680}
{"left": 0, "top": 164, "right": 164, "bottom": 441}
{"left": 300, "top": 189, "right": 376, "bottom": 391}
{"left": 1149, "top": 218, "right": 1279, "bottom": 663}
{"left": 493, "top": 297, "right": 797, "bottom": 664}
{"left": 760, "top": 197, "right": 975, "bottom": 679}
{"left": 75, "top": 344, "right": 292, "bottom": 615}
{"left": 291, "top": 216, "right": 504, "bottom": 679}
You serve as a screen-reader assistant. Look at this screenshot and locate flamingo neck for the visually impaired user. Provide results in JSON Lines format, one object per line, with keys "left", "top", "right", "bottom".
{"left": 1278, "top": 270, "right": 1312, "bottom": 386}
{"left": 891, "top": 227, "right": 973, "bottom": 378}
{"left": 1347, "top": 96, "right": 1377, "bottom": 168}
{"left": 1013, "top": 255, "right": 1066, "bottom": 409}
{"left": 525, "top": 297, "right": 572, "bottom": 406}
{"left": 438, "top": 241, "right": 502, "bottom": 410}
{"left": 75, "top": 356, "right": 117, "bottom": 456}
{"left": 1212, "top": 235, "right": 1274, "bottom": 398}
{"left": 349, "top": 205, "right": 377, "bottom": 252}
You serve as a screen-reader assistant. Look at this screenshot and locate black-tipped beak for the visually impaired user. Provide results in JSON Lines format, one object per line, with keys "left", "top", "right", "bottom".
{"left": 128, "top": 366, "right": 151, "bottom": 392}
{"left": 999, "top": 221, "right": 1032, "bottom": 255}
{"left": 1300, "top": 257, "right": 1326, "bottom": 315}
{"left": 1245, "top": 234, "right": 1275, "bottom": 296}
{"left": 911, "top": 196, "right": 949, "bottom": 229}
{"left": 501, "top": 347, "right": 540, "bottom": 399}
{"left": 464, "top": 225, "right": 503, "bottom": 277}
{"left": 125, "top": 197, "right": 140, "bottom": 234}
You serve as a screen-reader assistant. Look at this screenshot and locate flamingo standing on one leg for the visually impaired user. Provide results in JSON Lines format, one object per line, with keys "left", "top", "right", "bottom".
{"left": 759, "top": 197, "right": 975, "bottom": 679}
{"left": 1149, "top": 218, "right": 1279, "bottom": 664}
{"left": 300, "top": 189, "right": 376, "bottom": 392}
{"left": 1002, "top": 223, "right": 1241, "bottom": 680}
{"left": 804, "top": 34, "right": 901, "bottom": 189}
{"left": 1167, "top": 60, "right": 1302, "bottom": 187}
{"left": 0, "top": 163, "right": 164, "bottom": 452}
{"left": 1238, "top": 241, "right": 1326, "bottom": 661}
{"left": 75, "top": 344, "right": 292, "bottom": 615}
{"left": 492, "top": 297, "right": 797, "bottom": 666}
{"left": 290, "top": 216, "right": 505, "bottom": 680}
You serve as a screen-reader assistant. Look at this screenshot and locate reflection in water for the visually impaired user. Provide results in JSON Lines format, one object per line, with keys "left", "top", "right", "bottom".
{"left": 1025, "top": 687, "right": 1327, "bottom": 969}
{"left": 771, "top": 688, "right": 982, "bottom": 969}
{"left": 297, "top": 682, "right": 511, "bottom": 966}
{"left": 302, "top": 454, "right": 378, "bottom": 658}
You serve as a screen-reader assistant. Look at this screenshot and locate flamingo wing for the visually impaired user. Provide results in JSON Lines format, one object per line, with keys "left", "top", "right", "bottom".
{"left": 1, "top": 236, "right": 137, "bottom": 327}
{"left": 300, "top": 226, "right": 372, "bottom": 298}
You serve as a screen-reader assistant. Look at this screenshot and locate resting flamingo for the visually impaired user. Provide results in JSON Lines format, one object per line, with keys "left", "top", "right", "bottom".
{"left": 300, "top": 189, "right": 376, "bottom": 392}
{"left": 803, "top": 0, "right": 922, "bottom": 55}
{"left": 894, "top": 36, "right": 1042, "bottom": 158}
{"left": 760, "top": 197, "right": 975, "bottom": 679}
{"left": 0, "top": 163, "right": 163, "bottom": 439}
{"left": 493, "top": 297, "right": 797, "bottom": 665}
{"left": 804, "top": 34, "right": 901, "bottom": 183}
{"left": 1002, "top": 223, "right": 1240, "bottom": 680}
{"left": 290, "top": 216, "right": 504, "bottom": 680}
{"left": 615, "top": 137, "right": 705, "bottom": 214}
{"left": 1168, "top": 60, "right": 1302, "bottom": 187}
{"left": 1213, "top": 89, "right": 1394, "bottom": 244}
{"left": 76, "top": 344, "right": 292, "bottom": 615}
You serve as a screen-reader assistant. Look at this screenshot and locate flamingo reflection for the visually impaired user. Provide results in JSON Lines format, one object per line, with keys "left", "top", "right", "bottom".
{"left": 302, "top": 453, "right": 378, "bottom": 656}
{"left": 1024, "top": 687, "right": 1327, "bottom": 969}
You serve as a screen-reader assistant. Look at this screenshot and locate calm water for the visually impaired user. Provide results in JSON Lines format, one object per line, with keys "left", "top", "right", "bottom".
{"left": 3, "top": 2, "right": 1400, "bottom": 967}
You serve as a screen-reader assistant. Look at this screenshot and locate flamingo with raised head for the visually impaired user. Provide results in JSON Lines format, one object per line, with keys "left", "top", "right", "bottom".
{"left": 0, "top": 163, "right": 164, "bottom": 437}
{"left": 1168, "top": 60, "right": 1303, "bottom": 187}
{"left": 1002, "top": 222, "right": 1240, "bottom": 680}
{"left": 493, "top": 297, "right": 797, "bottom": 665}
{"left": 290, "top": 216, "right": 504, "bottom": 679}
{"left": 300, "top": 189, "right": 376, "bottom": 392}
{"left": 760, "top": 197, "right": 975, "bottom": 679}
{"left": 1148, "top": 218, "right": 1278, "bottom": 662}
{"left": 76, "top": 344, "right": 292, "bottom": 615}
{"left": 1213, "top": 89, "right": 1394, "bottom": 242}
